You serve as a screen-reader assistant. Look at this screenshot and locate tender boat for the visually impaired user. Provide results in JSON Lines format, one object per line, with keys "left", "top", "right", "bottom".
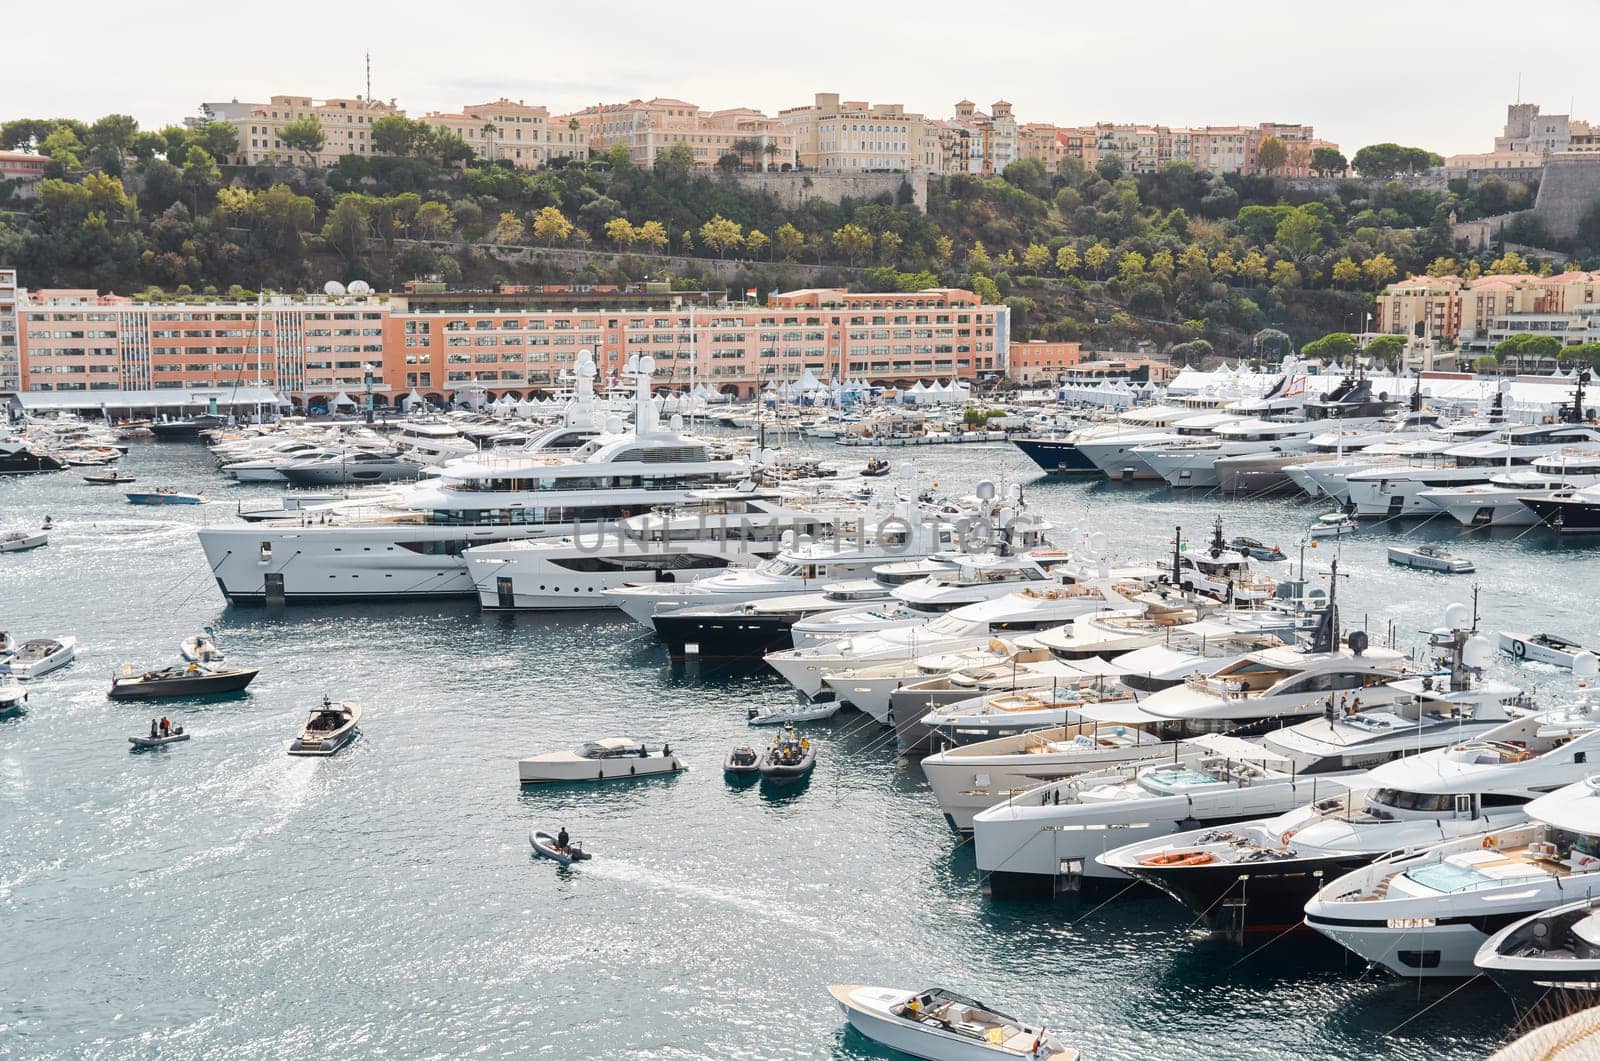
{"left": 108, "top": 662, "right": 259, "bottom": 700}
{"left": 126, "top": 488, "right": 206, "bottom": 506}
{"left": 288, "top": 698, "right": 362, "bottom": 756}
{"left": 518, "top": 737, "right": 685, "bottom": 783}
{"left": 758, "top": 725, "right": 816, "bottom": 781}
{"left": 529, "top": 829, "right": 591, "bottom": 866}
{"left": 1498, "top": 630, "right": 1599, "bottom": 670}
{"left": 4, "top": 636, "right": 77, "bottom": 679}
{"left": 1387, "top": 543, "right": 1474, "bottom": 574}
{"left": 0, "top": 528, "right": 48, "bottom": 553}
{"left": 0, "top": 676, "right": 26, "bottom": 716}
{"left": 129, "top": 728, "right": 191, "bottom": 749}
{"left": 180, "top": 628, "right": 225, "bottom": 664}
{"left": 861, "top": 458, "right": 893, "bottom": 477}
{"left": 1309, "top": 512, "right": 1357, "bottom": 537}
{"left": 829, "top": 984, "right": 1077, "bottom": 1061}
{"left": 83, "top": 471, "right": 137, "bottom": 484}
{"left": 747, "top": 701, "right": 841, "bottom": 726}
{"left": 723, "top": 745, "right": 762, "bottom": 776}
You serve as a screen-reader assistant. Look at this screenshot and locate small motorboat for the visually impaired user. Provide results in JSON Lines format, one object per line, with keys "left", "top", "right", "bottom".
{"left": 1497, "top": 630, "right": 1600, "bottom": 670}
{"left": 129, "top": 726, "right": 190, "bottom": 749}
{"left": 0, "top": 676, "right": 26, "bottom": 717}
{"left": 180, "top": 628, "right": 225, "bottom": 663}
{"left": 862, "top": 458, "right": 893, "bottom": 478}
{"left": 0, "top": 529, "right": 47, "bottom": 553}
{"left": 288, "top": 697, "right": 362, "bottom": 756}
{"left": 126, "top": 488, "right": 206, "bottom": 506}
{"left": 108, "top": 662, "right": 259, "bottom": 700}
{"left": 1387, "top": 543, "right": 1474, "bottom": 573}
{"left": 519, "top": 737, "right": 686, "bottom": 784}
{"left": 1309, "top": 512, "right": 1358, "bottom": 537}
{"left": 758, "top": 725, "right": 816, "bottom": 781}
{"left": 83, "top": 471, "right": 137, "bottom": 484}
{"left": 747, "top": 700, "right": 841, "bottom": 726}
{"left": 829, "top": 984, "right": 1078, "bottom": 1061}
{"left": 3, "top": 636, "right": 76, "bottom": 679}
{"left": 723, "top": 745, "right": 761, "bottom": 776}
{"left": 1229, "top": 536, "right": 1285, "bottom": 562}
{"left": 529, "top": 829, "right": 591, "bottom": 866}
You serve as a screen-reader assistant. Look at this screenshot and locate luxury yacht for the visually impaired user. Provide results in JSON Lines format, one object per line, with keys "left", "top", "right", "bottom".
{"left": 1071, "top": 394, "right": 1246, "bottom": 480}
{"left": 1345, "top": 423, "right": 1600, "bottom": 518}
{"left": 1292, "top": 418, "right": 1506, "bottom": 504}
{"left": 464, "top": 488, "right": 855, "bottom": 610}
{"left": 1102, "top": 683, "right": 1575, "bottom": 938}
{"left": 1521, "top": 480, "right": 1600, "bottom": 533}
{"left": 1138, "top": 418, "right": 1314, "bottom": 491}
{"left": 1279, "top": 409, "right": 1445, "bottom": 498}
{"left": 1417, "top": 445, "right": 1600, "bottom": 528}
{"left": 1305, "top": 774, "right": 1600, "bottom": 978}
{"left": 1475, "top": 896, "right": 1600, "bottom": 1008}
{"left": 198, "top": 353, "right": 750, "bottom": 604}
{"left": 277, "top": 449, "right": 424, "bottom": 486}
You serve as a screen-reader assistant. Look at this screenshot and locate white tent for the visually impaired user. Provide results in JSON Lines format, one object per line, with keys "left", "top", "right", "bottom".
{"left": 331, "top": 390, "right": 357, "bottom": 408}
{"left": 794, "top": 368, "right": 823, "bottom": 392}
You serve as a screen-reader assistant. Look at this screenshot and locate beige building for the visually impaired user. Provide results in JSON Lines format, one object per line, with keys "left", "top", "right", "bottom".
{"left": 939, "top": 100, "right": 1017, "bottom": 175}
{"left": 778, "top": 93, "right": 940, "bottom": 173}
{"left": 419, "top": 99, "right": 586, "bottom": 169}
{"left": 1446, "top": 102, "right": 1595, "bottom": 175}
{"left": 0, "top": 268, "right": 19, "bottom": 393}
{"left": 210, "top": 95, "right": 403, "bottom": 166}
{"left": 559, "top": 98, "right": 794, "bottom": 170}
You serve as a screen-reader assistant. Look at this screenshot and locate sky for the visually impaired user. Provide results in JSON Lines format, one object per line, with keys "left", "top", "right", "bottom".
{"left": 6, "top": 0, "right": 1594, "bottom": 157}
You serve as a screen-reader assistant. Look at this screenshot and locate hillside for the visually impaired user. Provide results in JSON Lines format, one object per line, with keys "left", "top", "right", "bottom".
{"left": 0, "top": 113, "right": 1576, "bottom": 354}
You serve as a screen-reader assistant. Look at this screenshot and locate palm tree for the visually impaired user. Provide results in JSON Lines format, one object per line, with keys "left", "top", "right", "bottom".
{"left": 481, "top": 121, "right": 498, "bottom": 163}
{"left": 763, "top": 141, "right": 779, "bottom": 172}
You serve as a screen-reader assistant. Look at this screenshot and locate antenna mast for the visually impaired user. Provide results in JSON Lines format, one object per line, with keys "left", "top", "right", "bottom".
{"left": 365, "top": 52, "right": 371, "bottom": 103}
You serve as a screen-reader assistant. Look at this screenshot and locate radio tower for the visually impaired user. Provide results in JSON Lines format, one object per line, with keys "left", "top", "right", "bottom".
{"left": 365, "top": 52, "right": 371, "bottom": 103}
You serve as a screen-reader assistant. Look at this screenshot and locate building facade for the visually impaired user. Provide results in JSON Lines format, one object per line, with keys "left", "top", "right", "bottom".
{"left": 419, "top": 99, "right": 587, "bottom": 169}
{"left": 1375, "top": 270, "right": 1600, "bottom": 350}
{"left": 210, "top": 95, "right": 403, "bottom": 166}
{"left": 7, "top": 284, "right": 1006, "bottom": 405}
{"left": 1006, "top": 339, "right": 1082, "bottom": 383}
{"left": 0, "top": 269, "right": 20, "bottom": 393}
{"left": 778, "top": 93, "right": 940, "bottom": 173}
{"left": 559, "top": 99, "right": 794, "bottom": 171}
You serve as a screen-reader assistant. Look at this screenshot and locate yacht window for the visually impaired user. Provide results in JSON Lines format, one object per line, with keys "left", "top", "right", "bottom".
{"left": 1371, "top": 788, "right": 1454, "bottom": 813}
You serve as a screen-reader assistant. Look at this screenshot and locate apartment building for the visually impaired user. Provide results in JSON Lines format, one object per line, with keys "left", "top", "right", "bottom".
{"left": 558, "top": 99, "right": 794, "bottom": 170}
{"left": 1007, "top": 340, "right": 1082, "bottom": 383}
{"left": 385, "top": 287, "right": 1006, "bottom": 402}
{"left": 778, "top": 93, "right": 940, "bottom": 173}
{"left": 0, "top": 269, "right": 19, "bottom": 393}
{"left": 1374, "top": 271, "right": 1600, "bottom": 349}
{"left": 419, "top": 99, "right": 587, "bottom": 169}
{"left": 15, "top": 290, "right": 385, "bottom": 398}
{"left": 212, "top": 95, "right": 403, "bottom": 166}
{"left": 937, "top": 100, "right": 1017, "bottom": 175}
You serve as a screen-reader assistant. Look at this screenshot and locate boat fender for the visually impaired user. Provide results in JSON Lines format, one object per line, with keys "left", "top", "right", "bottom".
{"left": 630, "top": 764, "right": 636, "bottom": 776}
{"left": 1280, "top": 830, "right": 1296, "bottom": 846}
{"left": 597, "top": 769, "right": 603, "bottom": 780}
{"left": 1483, "top": 835, "right": 1498, "bottom": 849}
{"left": 1513, "top": 640, "right": 1527, "bottom": 658}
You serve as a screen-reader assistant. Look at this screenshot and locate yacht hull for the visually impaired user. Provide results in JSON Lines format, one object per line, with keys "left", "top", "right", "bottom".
{"left": 1520, "top": 495, "right": 1600, "bottom": 533}
{"left": 1011, "top": 438, "right": 1098, "bottom": 475}
{"left": 1119, "top": 852, "right": 1372, "bottom": 935}
{"left": 652, "top": 611, "right": 801, "bottom": 661}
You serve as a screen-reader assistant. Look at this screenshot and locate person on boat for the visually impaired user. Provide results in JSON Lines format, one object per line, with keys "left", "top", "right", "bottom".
{"left": 149, "top": 719, "right": 158, "bottom": 739}
{"left": 1350, "top": 695, "right": 1363, "bottom": 715}
{"left": 556, "top": 826, "right": 570, "bottom": 853}
{"left": 662, "top": 743, "right": 671, "bottom": 756}
{"left": 159, "top": 716, "right": 170, "bottom": 736}
{"left": 41, "top": 516, "right": 53, "bottom": 530}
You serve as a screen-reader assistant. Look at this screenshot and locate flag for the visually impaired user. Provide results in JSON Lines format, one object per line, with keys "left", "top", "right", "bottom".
{"left": 745, "top": 287, "right": 758, "bottom": 301}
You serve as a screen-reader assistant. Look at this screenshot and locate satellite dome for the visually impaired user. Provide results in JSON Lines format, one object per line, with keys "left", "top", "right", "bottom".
{"left": 347, "top": 280, "right": 371, "bottom": 296}
{"left": 1575, "top": 652, "right": 1599, "bottom": 679}
{"left": 639, "top": 355, "right": 657, "bottom": 376}
{"left": 1443, "top": 602, "right": 1471, "bottom": 630}
{"left": 323, "top": 281, "right": 346, "bottom": 297}
{"left": 604, "top": 415, "right": 624, "bottom": 434}
{"left": 1462, "top": 636, "right": 1494, "bottom": 670}
{"left": 975, "top": 479, "right": 997, "bottom": 501}
{"left": 669, "top": 413, "right": 684, "bottom": 432}
{"left": 1085, "top": 531, "right": 1109, "bottom": 557}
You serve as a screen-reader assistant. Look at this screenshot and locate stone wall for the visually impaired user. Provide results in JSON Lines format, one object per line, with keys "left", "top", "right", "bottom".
{"left": 731, "top": 170, "right": 926, "bottom": 211}
{"left": 1533, "top": 153, "right": 1600, "bottom": 237}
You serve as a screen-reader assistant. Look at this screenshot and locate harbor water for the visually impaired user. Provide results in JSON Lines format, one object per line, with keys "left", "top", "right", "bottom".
{"left": 4, "top": 438, "right": 1597, "bottom": 1060}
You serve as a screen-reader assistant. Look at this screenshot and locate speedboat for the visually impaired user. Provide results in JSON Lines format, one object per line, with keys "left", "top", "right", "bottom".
{"left": 278, "top": 450, "right": 424, "bottom": 486}
{"left": 723, "top": 745, "right": 761, "bottom": 776}
{"left": 126, "top": 488, "right": 206, "bottom": 506}
{"left": 1498, "top": 630, "right": 1599, "bottom": 670}
{"left": 0, "top": 676, "right": 26, "bottom": 717}
{"left": 748, "top": 701, "right": 840, "bottom": 726}
{"left": 4, "top": 636, "right": 77, "bottom": 679}
{"left": 1305, "top": 775, "right": 1600, "bottom": 978}
{"left": 1475, "top": 896, "right": 1600, "bottom": 1008}
{"left": 529, "top": 829, "right": 591, "bottom": 866}
{"left": 181, "top": 629, "right": 225, "bottom": 663}
{"left": 518, "top": 737, "right": 685, "bottom": 783}
{"left": 829, "top": 984, "right": 1077, "bottom": 1061}
{"left": 758, "top": 725, "right": 816, "bottom": 781}
{"left": 108, "top": 662, "right": 259, "bottom": 700}
{"left": 1387, "top": 544, "right": 1474, "bottom": 574}
{"left": 0, "top": 529, "right": 47, "bottom": 552}
{"left": 1309, "top": 512, "right": 1357, "bottom": 537}
{"left": 287, "top": 698, "right": 362, "bottom": 756}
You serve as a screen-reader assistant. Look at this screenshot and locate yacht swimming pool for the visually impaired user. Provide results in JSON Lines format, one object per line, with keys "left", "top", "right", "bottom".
{"left": 1406, "top": 861, "right": 1491, "bottom": 893}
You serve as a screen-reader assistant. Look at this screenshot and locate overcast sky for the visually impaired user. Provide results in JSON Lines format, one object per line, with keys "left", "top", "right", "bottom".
{"left": 8, "top": 0, "right": 1591, "bottom": 157}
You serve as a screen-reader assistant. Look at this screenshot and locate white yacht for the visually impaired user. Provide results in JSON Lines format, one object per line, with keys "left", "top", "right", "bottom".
{"left": 1417, "top": 445, "right": 1600, "bottom": 528}
{"left": 1101, "top": 681, "right": 1568, "bottom": 938}
{"left": 1280, "top": 409, "right": 1445, "bottom": 498}
{"left": 464, "top": 488, "right": 854, "bottom": 610}
{"left": 766, "top": 579, "right": 1142, "bottom": 708}
{"left": 1071, "top": 394, "right": 1244, "bottom": 480}
{"left": 1292, "top": 419, "right": 1505, "bottom": 504}
{"left": 1345, "top": 423, "right": 1600, "bottom": 519}
{"left": 198, "top": 354, "right": 751, "bottom": 605}
{"left": 1305, "top": 773, "right": 1600, "bottom": 978}
{"left": 1138, "top": 418, "right": 1314, "bottom": 491}
{"left": 789, "top": 552, "right": 1057, "bottom": 648}
{"left": 277, "top": 449, "right": 424, "bottom": 486}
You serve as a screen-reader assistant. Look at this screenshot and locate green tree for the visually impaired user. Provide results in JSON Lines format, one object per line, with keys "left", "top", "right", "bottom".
{"left": 829, "top": 222, "right": 873, "bottom": 265}
{"left": 1331, "top": 257, "right": 1361, "bottom": 286}
{"left": 933, "top": 234, "right": 953, "bottom": 263}
{"left": 1237, "top": 249, "right": 1268, "bottom": 285}
{"left": 745, "top": 228, "right": 770, "bottom": 258}
{"left": 1021, "top": 242, "right": 1050, "bottom": 273}
{"left": 1351, "top": 143, "right": 1444, "bottom": 178}
{"left": 414, "top": 200, "right": 453, "bottom": 240}
{"left": 194, "top": 121, "right": 238, "bottom": 162}
{"left": 180, "top": 145, "right": 220, "bottom": 214}
{"left": 966, "top": 240, "right": 991, "bottom": 273}
{"left": 1365, "top": 334, "right": 1407, "bottom": 360}
{"left": 280, "top": 117, "right": 326, "bottom": 165}
{"left": 1055, "top": 245, "right": 1079, "bottom": 275}
{"left": 1253, "top": 328, "right": 1293, "bottom": 356}
{"left": 1083, "top": 241, "right": 1110, "bottom": 278}
{"left": 490, "top": 211, "right": 525, "bottom": 244}
{"left": 699, "top": 214, "right": 745, "bottom": 258}
{"left": 636, "top": 220, "right": 668, "bottom": 253}
{"left": 1425, "top": 256, "right": 1460, "bottom": 277}
{"left": 876, "top": 230, "right": 902, "bottom": 263}
{"left": 372, "top": 115, "right": 420, "bottom": 156}
{"left": 1362, "top": 253, "right": 1398, "bottom": 287}
{"left": 1495, "top": 332, "right": 1563, "bottom": 366}
{"left": 1270, "top": 260, "right": 1302, "bottom": 288}
{"left": 1310, "top": 146, "right": 1348, "bottom": 176}
{"left": 971, "top": 274, "right": 1002, "bottom": 303}
{"left": 321, "top": 195, "right": 370, "bottom": 263}
{"left": 1301, "top": 332, "right": 1358, "bottom": 360}
{"left": 1256, "top": 136, "right": 1288, "bottom": 175}
{"left": 774, "top": 222, "right": 805, "bottom": 260}
{"left": 1487, "top": 251, "right": 1531, "bottom": 275}
{"left": 40, "top": 126, "right": 85, "bottom": 170}
{"left": 1274, "top": 207, "right": 1323, "bottom": 263}
{"left": 1117, "top": 250, "right": 1146, "bottom": 283}
{"left": 604, "top": 217, "right": 636, "bottom": 249}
